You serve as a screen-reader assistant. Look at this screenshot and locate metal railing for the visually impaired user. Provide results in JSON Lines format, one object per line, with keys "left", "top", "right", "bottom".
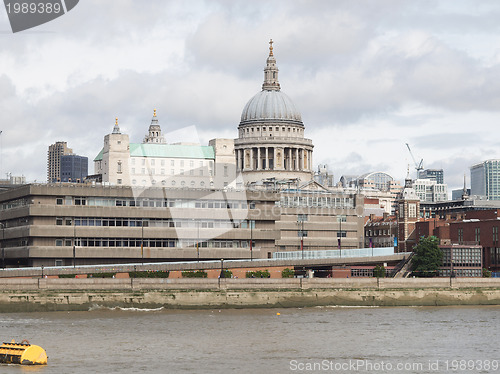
{"left": 273, "top": 247, "right": 402, "bottom": 260}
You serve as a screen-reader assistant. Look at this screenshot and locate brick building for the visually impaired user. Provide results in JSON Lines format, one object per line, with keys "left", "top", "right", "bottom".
{"left": 449, "top": 210, "right": 500, "bottom": 272}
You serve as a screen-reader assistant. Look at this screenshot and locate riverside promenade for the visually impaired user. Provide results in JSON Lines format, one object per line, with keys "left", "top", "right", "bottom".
{"left": 1, "top": 277, "right": 500, "bottom": 312}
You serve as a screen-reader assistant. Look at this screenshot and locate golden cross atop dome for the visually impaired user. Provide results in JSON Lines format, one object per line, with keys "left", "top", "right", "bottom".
{"left": 115, "top": 117, "right": 118, "bottom": 126}
{"left": 153, "top": 109, "right": 157, "bottom": 117}
{"left": 269, "top": 39, "right": 273, "bottom": 56}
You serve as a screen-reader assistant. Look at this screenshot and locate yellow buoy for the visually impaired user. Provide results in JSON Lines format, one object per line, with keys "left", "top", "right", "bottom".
{"left": 0, "top": 339, "right": 48, "bottom": 365}
{"left": 276, "top": 312, "right": 281, "bottom": 316}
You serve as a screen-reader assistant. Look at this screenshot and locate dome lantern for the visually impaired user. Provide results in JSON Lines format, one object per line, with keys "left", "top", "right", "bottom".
{"left": 262, "top": 39, "right": 280, "bottom": 91}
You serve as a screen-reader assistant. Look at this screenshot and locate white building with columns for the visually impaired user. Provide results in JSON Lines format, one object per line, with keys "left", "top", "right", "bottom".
{"left": 234, "top": 40, "right": 314, "bottom": 185}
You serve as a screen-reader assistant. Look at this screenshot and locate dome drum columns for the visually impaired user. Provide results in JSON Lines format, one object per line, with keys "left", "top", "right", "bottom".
{"left": 236, "top": 147, "right": 313, "bottom": 172}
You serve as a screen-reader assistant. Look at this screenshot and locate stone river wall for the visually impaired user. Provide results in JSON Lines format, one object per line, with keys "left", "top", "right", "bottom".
{"left": 1, "top": 278, "right": 500, "bottom": 312}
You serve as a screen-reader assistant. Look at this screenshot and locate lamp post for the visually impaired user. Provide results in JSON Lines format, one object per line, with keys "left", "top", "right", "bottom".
{"left": 339, "top": 215, "right": 342, "bottom": 250}
{"left": 298, "top": 216, "right": 305, "bottom": 260}
{"left": 450, "top": 247, "right": 454, "bottom": 283}
{"left": 1, "top": 222, "right": 5, "bottom": 269}
{"left": 250, "top": 220, "right": 253, "bottom": 261}
{"left": 337, "top": 215, "right": 345, "bottom": 258}
{"left": 73, "top": 221, "right": 76, "bottom": 268}
{"left": 300, "top": 219, "right": 304, "bottom": 259}
{"left": 197, "top": 220, "right": 200, "bottom": 262}
{"left": 141, "top": 221, "right": 144, "bottom": 265}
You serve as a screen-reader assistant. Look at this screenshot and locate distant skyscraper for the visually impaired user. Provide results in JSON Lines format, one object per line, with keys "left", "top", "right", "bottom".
{"left": 61, "top": 155, "right": 88, "bottom": 182}
{"left": 418, "top": 169, "right": 444, "bottom": 184}
{"left": 47, "top": 141, "right": 72, "bottom": 182}
{"left": 470, "top": 160, "right": 500, "bottom": 200}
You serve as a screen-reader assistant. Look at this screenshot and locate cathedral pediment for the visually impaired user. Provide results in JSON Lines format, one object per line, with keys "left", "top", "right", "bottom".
{"left": 298, "top": 180, "right": 330, "bottom": 192}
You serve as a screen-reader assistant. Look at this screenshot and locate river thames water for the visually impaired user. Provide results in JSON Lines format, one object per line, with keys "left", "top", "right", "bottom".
{"left": 1, "top": 305, "right": 499, "bottom": 373}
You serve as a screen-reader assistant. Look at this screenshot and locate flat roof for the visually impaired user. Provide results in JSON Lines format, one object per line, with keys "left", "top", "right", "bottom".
{"left": 94, "top": 143, "right": 215, "bottom": 162}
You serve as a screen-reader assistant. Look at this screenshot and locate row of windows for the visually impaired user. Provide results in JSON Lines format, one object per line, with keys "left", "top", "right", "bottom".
{"left": 442, "top": 261, "right": 482, "bottom": 267}
{"left": 131, "top": 179, "right": 211, "bottom": 187}
{"left": 457, "top": 227, "right": 500, "bottom": 242}
{"left": 0, "top": 198, "right": 29, "bottom": 211}
{"left": 241, "top": 126, "right": 303, "bottom": 136}
{"left": 130, "top": 168, "right": 211, "bottom": 176}
{"left": 131, "top": 158, "right": 213, "bottom": 168}
{"left": 56, "top": 238, "right": 252, "bottom": 249}
{"left": 490, "top": 248, "right": 500, "bottom": 265}
{"left": 439, "top": 269, "right": 482, "bottom": 277}
{"left": 279, "top": 196, "right": 354, "bottom": 209}
{"left": 443, "top": 248, "right": 481, "bottom": 256}
{"left": 59, "top": 197, "right": 254, "bottom": 210}
{"left": 71, "top": 217, "right": 255, "bottom": 229}
{"left": 366, "top": 230, "right": 390, "bottom": 237}
{"left": 350, "top": 269, "right": 392, "bottom": 277}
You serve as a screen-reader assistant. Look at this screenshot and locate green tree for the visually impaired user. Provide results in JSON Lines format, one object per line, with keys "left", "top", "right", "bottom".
{"left": 281, "top": 268, "right": 295, "bottom": 278}
{"left": 220, "top": 269, "right": 232, "bottom": 278}
{"left": 411, "top": 236, "right": 443, "bottom": 277}
{"left": 181, "top": 270, "right": 208, "bottom": 278}
{"left": 373, "top": 265, "right": 386, "bottom": 278}
{"left": 246, "top": 270, "right": 271, "bottom": 278}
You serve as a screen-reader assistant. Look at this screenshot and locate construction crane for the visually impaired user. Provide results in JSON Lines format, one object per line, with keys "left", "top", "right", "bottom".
{"left": 405, "top": 143, "right": 424, "bottom": 175}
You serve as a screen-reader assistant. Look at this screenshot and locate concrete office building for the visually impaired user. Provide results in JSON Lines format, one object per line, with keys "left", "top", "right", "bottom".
{"left": 439, "top": 245, "right": 482, "bottom": 277}
{"left": 0, "top": 183, "right": 363, "bottom": 267}
{"left": 339, "top": 172, "right": 402, "bottom": 214}
{"left": 0, "top": 41, "right": 366, "bottom": 268}
{"left": 418, "top": 169, "right": 444, "bottom": 184}
{"left": 47, "top": 141, "right": 73, "bottom": 183}
{"left": 413, "top": 178, "right": 448, "bottom": 202}
{"left": 470, "top": 160, "right": 500, "bottom": 200}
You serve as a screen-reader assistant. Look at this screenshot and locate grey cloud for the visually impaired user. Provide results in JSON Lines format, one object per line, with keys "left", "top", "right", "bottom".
{"left": 412, "top": 133, "right": 484, "bottom": 150}
{"left": 3, "top": 0, "right": 500, "bottom": 185}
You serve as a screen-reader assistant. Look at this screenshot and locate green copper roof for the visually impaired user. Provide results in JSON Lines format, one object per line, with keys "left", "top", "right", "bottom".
{"left": 94, "top": 148, "right": 104, "bottom": 162}
{"left": 94, "top": 143, "right": 215, "bottom": 162}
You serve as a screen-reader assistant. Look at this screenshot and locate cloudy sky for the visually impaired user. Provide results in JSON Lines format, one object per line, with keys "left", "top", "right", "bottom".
{"left": 1, "top": 0, "right": 500, "bottom": 191}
